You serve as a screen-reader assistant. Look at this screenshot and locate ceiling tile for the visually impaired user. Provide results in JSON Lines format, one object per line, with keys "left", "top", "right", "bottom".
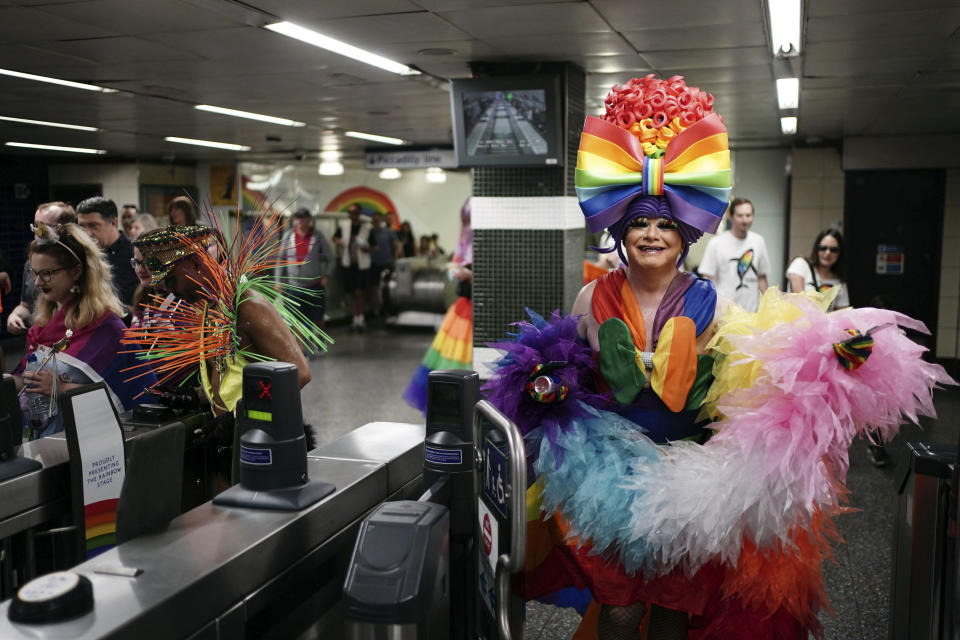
{"left": 807, "top": 9, "right": 960, "bottom": 43}
{"left": 654, "top": 64, "right": 773, "bottom": 85}
{"left": 807, "top": 0, "right": 960, "bottom": 17}
{"left": 287, "top": 12, "right": 471, "bottom": 45}
{"left": 582, "top": 54, "right": 652, "bottom": 74}
{"left": 249, "top": 0, "right": 423, "bottom": 22}
{"left": 140, "top": 27, "right": 347, "bottom": 65}
{"left": 33, "top": 0, "right": 243, "bottom": 35}
{"left": 409, "top": 59, "right": 473, "bottom": 78}
{"left": 12, "top": 0, "right": 90, "bottom": 5}
{"left": 0, "top": 43, "right": 100, "bottom": 73}
{"left": 592, "top": 0, "right": 759, "bottom": 30}
{"left": 622, "top": 22, "right": 766, "bottom": 51}
{"left": 41, "top": 36, "right": 201, "bottom": 65}
{"left": 379, "top": 39, "right": 501, "bottom": 63}
{"left": 805, "top": 54, "right": 939, "bottom": 77}
{"left": 0, "top": 6, "right": 116, "bottom": 42}
{"left": 481, "top": 32, "right": 635, "bottom": 58}
{"left": 805, "top": 37, "right": 949, "bottom": 61}
{"left": 412, "top": 0, "right": 570, "bottom": 9}
{"left": 642, "top": 47, "right": 770, "bottom": 71}
{"left": 439, "top": 2, "right": 609, "bottom": 38}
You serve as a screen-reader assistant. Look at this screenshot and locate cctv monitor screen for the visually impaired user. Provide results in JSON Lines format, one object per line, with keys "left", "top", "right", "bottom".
{"left": 451, "top": 75, "right": 564, "bottom": 168}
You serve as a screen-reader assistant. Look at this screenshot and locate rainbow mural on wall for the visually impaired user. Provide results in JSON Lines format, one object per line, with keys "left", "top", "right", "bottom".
{"left": 324, "top": 186, "right": 400, "bottom": 229}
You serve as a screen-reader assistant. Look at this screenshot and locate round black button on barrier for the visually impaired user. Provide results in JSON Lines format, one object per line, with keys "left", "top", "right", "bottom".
{"left": 9, "top": 571, "right": 93, "bottom": 624}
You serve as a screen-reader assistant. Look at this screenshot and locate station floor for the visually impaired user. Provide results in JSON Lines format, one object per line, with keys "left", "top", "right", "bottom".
{"left": 4, "top": 323, "right": 959, "bottom": 639}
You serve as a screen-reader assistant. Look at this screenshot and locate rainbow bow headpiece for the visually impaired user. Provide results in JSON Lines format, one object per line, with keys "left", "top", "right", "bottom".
{"left": 575, "top": 113, "right": 732, "bottom": 235}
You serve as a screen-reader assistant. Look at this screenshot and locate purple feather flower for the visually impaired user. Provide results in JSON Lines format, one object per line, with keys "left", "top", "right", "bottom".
{"left": 482, "top": 309, "right": 609, "bottom": 464}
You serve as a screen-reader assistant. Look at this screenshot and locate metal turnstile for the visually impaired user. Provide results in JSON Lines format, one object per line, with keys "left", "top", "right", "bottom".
{"left": 473, "top": 399, "right": 526, "bottom": 640}
{"left": 891, "top": 441, "right": 956, "bottom": 639}
{"left": 343, "top": 373, "right": 527, "bottom": 640}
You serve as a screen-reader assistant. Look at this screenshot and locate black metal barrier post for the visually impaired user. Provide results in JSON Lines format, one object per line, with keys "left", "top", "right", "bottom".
{"left": 473, "top": 399, "right": 526, "bottom": 640}
{"left": 343, "top": 370, "right": 479, "bottom": 640}
{"left": 423, "top": 370, "right": 480, "bottom": 640}
{"left": 890, "top": 441, "right": 956, "bottom": 639}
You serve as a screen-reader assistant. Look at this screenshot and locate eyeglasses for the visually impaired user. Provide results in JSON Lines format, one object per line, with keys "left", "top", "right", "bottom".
{"left": 817, "top": 245, "right": 840, "bottom": 254}
{"left": 30, "top": 267, "right": 67, "bottom": 283}
{"left": 131, "top": 258, "right": 148, "bottom": 270}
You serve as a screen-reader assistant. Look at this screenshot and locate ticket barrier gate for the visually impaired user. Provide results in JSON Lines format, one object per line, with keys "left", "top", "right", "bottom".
{"left": 473, "top": 399, "right": 526, "bottom": 640}
{"left": 891, "top": 441, "right": 957, "bottom": 639}
{"left": 344, "top": 372, "right": 527, "bottom": 640}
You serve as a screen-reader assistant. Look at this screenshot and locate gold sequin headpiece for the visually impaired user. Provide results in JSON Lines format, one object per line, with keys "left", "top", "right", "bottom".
{"left": 133, "top": 225, "right": 213, "bottom": 286}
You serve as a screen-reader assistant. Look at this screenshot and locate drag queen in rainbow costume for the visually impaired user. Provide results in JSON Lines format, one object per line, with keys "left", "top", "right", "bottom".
{"left": 483, "top": 76, "right": 953, "bottom": 639}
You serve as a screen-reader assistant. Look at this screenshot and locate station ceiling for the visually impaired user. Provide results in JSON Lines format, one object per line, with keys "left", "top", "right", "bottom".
{"left": 0, "top": 0, "right": 958, "bottom": 164}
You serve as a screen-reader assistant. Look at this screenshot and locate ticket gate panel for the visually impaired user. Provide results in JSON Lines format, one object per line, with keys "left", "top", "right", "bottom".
{"left": 890, "top": 441, "right": 955, "bottom": 640}
{"left": 473, "top": 400, "right": 526, "bottom": 640}
{"left": 343, "top": 501, "right": 450, "bottom": 640}
{"left": 0, "top": 457, "right": 386, "bottom": 639}
{"left": 311, "top": 422, "right": 425, "bottom": 496}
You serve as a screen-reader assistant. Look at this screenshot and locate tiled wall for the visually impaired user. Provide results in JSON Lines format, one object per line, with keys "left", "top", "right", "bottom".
{"left": 938, "top": 170, "right": 960, "bottom": 359}
{"left": 788, "top": 147, "right": 844, "bottom": 261}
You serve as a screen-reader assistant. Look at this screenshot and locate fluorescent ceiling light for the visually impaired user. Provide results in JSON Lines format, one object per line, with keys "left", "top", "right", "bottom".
{"left": 319, "top": 161, "right": 344, "bottom": 176}
{"left": 264, "top": 22, "right": 420, "bottom": 76}
{"left": 195, "top": 104, "right": 305, "bottom": 127}
{"left": 768, "top": 0, "right": 802, "bottom": 56}
{"left": 378, "top": 168, "right": 401, "bottom": 180}
{"left": 780, "top": 116, "right": 798, "bottom": 135}
{"left": 165, "top": 136, "right": 251, "bottom": 151}
{"left": 6, "top": 142, "right": 105, "bottom": 154}
{"left": 320, "top": 150, "right": 341, "bottom": 161}
{"left": 425, "top": 166, "right": 446, "bottom": 184}
{"left": 776, "top": 78, "right": 799, "bottom": 110}
{"left": 0, "top": 115, "right": 98, "bottom": 132}
{"left": 0, "top": 68, "right": 117, "bottom": 93}
{"left": 344, "top": 130, "right": 405, "bottom": 146}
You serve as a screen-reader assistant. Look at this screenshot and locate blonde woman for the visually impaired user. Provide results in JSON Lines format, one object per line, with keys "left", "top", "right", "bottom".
{"left": 13, "top": 222, "right": 156, "bottom": 439}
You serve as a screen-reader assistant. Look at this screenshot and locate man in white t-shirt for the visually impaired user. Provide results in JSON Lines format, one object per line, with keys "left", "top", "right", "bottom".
{"left": 698, "top": 197, "right": 770, "bottom": 312}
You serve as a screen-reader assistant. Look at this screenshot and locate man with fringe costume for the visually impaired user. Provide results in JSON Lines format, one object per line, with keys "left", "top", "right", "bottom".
{"left": 482, "top": 75, "right": 955, "bottom": 639}
{"left": 122, "top": 210, "right": 332, "bottom": 451}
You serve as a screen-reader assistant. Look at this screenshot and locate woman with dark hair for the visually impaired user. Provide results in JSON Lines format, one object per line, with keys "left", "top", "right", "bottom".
{"left": 787, "top": 228, "right": 850, "bottom": 309}
{"left": 167, "top": 196, "right": 198, "bottom": 226}
{"left": 13, "top": 223, "right": 156, "bottom": 439}
{"left": 398, "top": 220, "right": 416, "bottom": 258}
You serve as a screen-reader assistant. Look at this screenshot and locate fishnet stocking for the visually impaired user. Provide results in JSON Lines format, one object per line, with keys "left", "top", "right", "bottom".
{"left": 647, "top": 605, "right": 688, "bottom": 640}
{"left": 598, "top": 602, "right": 645, "bottom": 640}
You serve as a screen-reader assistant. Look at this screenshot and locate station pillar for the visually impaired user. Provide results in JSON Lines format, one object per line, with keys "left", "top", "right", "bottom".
{"left": 470, "top": 62, "right": 586, "bottom": 377}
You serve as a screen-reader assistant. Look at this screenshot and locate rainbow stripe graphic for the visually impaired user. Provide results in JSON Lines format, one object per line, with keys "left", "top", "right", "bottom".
{"left": 85, "top": 498, "right": 119, "bottom": 558}
{"left": 403, "top": 297, "right": 472, "bottom": 413}
{"left": 737, "top": 249, "right": 755, "bottom": 280}
{"left": 324, "top": 186, "right": 400, "bottom": 229}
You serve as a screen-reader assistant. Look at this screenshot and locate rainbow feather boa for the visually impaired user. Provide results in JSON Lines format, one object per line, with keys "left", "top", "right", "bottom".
{"left": 487, "top": 289, "right": 955, "bottom": 579}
